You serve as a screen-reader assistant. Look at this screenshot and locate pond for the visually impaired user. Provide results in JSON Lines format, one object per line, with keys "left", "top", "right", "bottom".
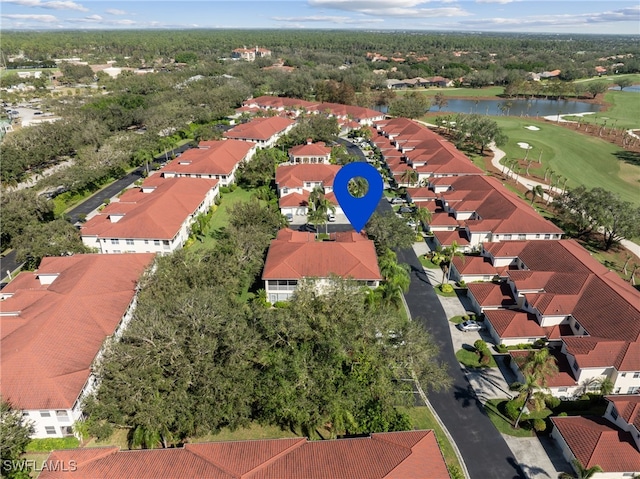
{"left": 376, "top": 98, "right": 602, "bottom": 117}
{"left": 609, "top": 85, "right": 640, "bottom": 92}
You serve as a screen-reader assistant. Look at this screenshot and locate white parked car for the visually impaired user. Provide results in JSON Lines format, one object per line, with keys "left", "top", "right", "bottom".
{"left": 327, "top": 213, "right": 336, "bottom": 222}
{"left": 457, "top": 321, "right": 482, "bottom": 332}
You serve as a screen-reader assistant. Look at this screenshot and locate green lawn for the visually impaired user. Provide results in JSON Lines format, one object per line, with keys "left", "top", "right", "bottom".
{"left": 455, "top": 347, "right": 497, "bottom": 368}
{"left": 563, "top": 89, "right": 640, "bottom": 130}
{"left": 484, "top": 399, "right": 535, "bottom": 437}
{"left": 419, "top": 254, "right": 440, "bottom": 269}
{"left": 401, "top": 406, "right": 463, "bottom": 473}
{"left": 396, "top": 86, "right": 505, "bottom": 98}
{"left": 493, "top": 117, "right": 640, "bottom": 205}
{"left": 189, "top": 187, "right": 255, "bottom": 251}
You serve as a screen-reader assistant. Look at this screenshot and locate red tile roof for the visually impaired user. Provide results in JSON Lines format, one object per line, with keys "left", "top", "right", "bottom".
{"left": 262, "top": 229, "right": 381, "bottom": 281}
{"left": 40, "top": 431, "right": 448, "bottom": 479}
{"left": 484, "top": 310, "right": 546, "bottom": 339}
{"left": 224, "top": 117, "right": 294, "bottom": 141}
{"left": 288, "top": 141, "right": 331, "bottom": 158}
{"left": 81, "top": 177, "right": 218, "bottom": 240}
{"left": 467, "top": 282, "right": 517, "bottom": 308}
{"left": 563, "top": 337, "right": 640, "bottom": 371}
{"left": 433, "top": 230, "right": 470, "bottom": 247}
{"left": 275, "top": 164, "right": 340, "bottom": 189}
{"left": 161, "top": 140, "right": 255, "bottom": 176}
{"left": 551, "top": 416, "right": 640, "bottom": 472}
{"left": 0, "top": 254, "right": 154, "bottom": 410}
{"left": 510, "top": 348, "right": 577, "bottom": 387}
{"left": 279, "top": 191, "right": 338, "bottom": 208}
{"left": 244, "top": 96, "right": 318, "bottom": 111}
{"left": 406, "top": 187, "right": 437, "bottom": 201}
{"left": 452, "top": 256, "right": 497, "bottom": 276}
{"left": 606, "top": 395, "right": 640, "bottom": 430}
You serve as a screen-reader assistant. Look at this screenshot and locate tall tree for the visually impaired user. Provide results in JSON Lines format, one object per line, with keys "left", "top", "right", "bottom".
{"left": 388, "top": 91, "right": 431, "bottom": 119}
{"left": 1, "top": 400, "right": 34, "bottom": 479}
{"left": 365, "top": 212, "right": 416, "bottom": 255}
{"left": 512, "top": 348, "right": 559, "bottom": 428}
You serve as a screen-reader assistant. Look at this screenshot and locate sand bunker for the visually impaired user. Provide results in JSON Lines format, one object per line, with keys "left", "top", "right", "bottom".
{"left": 517, "top": 142, "right": 532, "bottom": 149}
{"left": 525, "top": 126, "right": 540, "bottom": 131}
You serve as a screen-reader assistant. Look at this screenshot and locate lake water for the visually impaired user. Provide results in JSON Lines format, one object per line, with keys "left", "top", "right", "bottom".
{"left": 609, "top": 85, "right": 640, "bottom": 92}
{"left": 376, "top": 98, "right": 602, "bottom": 117}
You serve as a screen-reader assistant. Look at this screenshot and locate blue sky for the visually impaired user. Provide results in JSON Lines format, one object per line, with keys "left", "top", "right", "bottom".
{"left": 1, "top": 0, "right": 639, "bottom": 34}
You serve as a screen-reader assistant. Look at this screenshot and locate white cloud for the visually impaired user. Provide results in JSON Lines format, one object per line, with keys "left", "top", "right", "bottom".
{"left": 105, "top": 8, "right": 127, "bottom": 15}
{"left": 458, "top": 6, "right": 640, "bottom": 30}
{"left": 475, "top": 0, "right": 516, "bottom": 4}
{"left": 308, "top": 0, "right": 470, "bottom": 18}
{"left": 3, "top": 0, "right": 88, "bottom": 11}
{"left": 1, "top": 13, "right": 58, "bottom": 22}
{"left": 272, "top": 14, "right": 383, "bottom": 24}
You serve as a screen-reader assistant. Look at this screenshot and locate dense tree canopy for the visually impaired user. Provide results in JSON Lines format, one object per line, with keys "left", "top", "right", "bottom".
{"left": 1, "top": 399, "right": 34, "bottom": 479}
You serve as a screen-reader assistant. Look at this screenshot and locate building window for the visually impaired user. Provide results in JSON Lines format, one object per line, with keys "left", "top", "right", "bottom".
{"left": 572, "top": 361, "right": 579, "bottom": 371}
{"left": 614, "top": 387, "right": 621, "bottom": 394}
{"left": 628, "top": 386, "right": 640, "bottom": 394}
{"left": 634, "top": 372, "right": 640, "bottom": 379}
{"left": 22, "top": 412, "right": 29, "bottom": 417}
{"left": 56, "top": 410, "right": 69, "bottom": 420}
{"left": 113, "top": 250, "right": 121, "bottom": 253}
{"left": 535, "top": 234, "right": 540, "bottom": 239}
{"left": 144, "top": 240, "right": 149, "bottom": 245}
{"left": 518, "top": 234, "right": 526, "bottom": 240}
{"left": 504, "top": 234, "right": 512, "bottom": 240}
{"left": 154, "top": 240, "right": 160, "bottom": 246}
{"left": 558, "top": 388, "right": 567, "bottom": 392}
{"left": 110, "top": 239, "right": 119, "bottom": 245}
{"left": 126, "top": 239, "right": 134, "bottom": 245}
{"left": 45, "top": 426, "right": 56, "bottom": 435}
{"left": 40, "top": 411, "right": 51, "bottom": 417}
{"left": 544, "top": 234, "right": 551, "bottom": 239}
{"left": 610, "top": 407, "right": 618, "bottom": 420}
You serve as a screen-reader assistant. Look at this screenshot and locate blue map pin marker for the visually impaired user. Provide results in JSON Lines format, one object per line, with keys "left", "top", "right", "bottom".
{"left": 333, "top": 162, "right": 383, "bottom": 233}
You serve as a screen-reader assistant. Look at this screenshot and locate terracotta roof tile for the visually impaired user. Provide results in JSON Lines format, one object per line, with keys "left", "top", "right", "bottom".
{"left": 161, "top": 140, "right": 255, "bottom": 176}
{"left": 0, "top": 254, "right": 154, "bottom": 410}
{"left": 467, "top": 282, "right": 517, "bottom": 308}
{"left": 485, "top": 310, "right": 546, "bottom": 339}
{"left": 275, "top": 164, "right": 340, "bottom": 189}
{"left": 288, "top": 142, "right": 331, "bottom": 158}
{"left": 262, "top": 229, "right": 381, "bottom": 281}
{"left": 40, "top": 431, "right": 448, "bottom": 479}
{"left": 551, "top": 416, "right": 640, "bottom": 472}
{"left": 81, "top": 177, "right": 218, "bottom": 241}
{"left": 224, "top": 117, "right": 294, "bottom": 141}
{"left": 606, "top": 395, "right": 640, "bottom": 430}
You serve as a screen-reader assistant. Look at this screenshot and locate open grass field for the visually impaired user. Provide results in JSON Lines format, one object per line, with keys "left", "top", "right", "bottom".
{"left": 397, "top": 86, "right": 504, "bottom": 98}
{"left": 563, "top": 89, "right": 640, "bottom": 130}
{"left": 492, "top": 116, "right": 640, "bottom": 205}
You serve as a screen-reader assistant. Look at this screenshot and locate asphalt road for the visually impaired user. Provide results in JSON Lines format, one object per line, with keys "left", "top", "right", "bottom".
{"left": 0, "top": 250, "right": 20, "bottom": 286}
{"left": 66, "top": 144, "right": 193, "bottom": 225}
{"left": 372, "top": 192, "right": 524, "bottom": 478}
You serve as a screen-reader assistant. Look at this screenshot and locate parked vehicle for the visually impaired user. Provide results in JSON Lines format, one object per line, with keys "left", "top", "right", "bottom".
{"left": 327, "top": 213, "right": 336, "bottom": 222}
{"left": 399, "top": 206, "right": 415, "bottom": 214}
{"left": 389, "top": 197, "right": 405, "bottom": 205}
{"left": 457, "top": 321, "right": 482, "bottom": 332}
{"left": 285, "top": 213, "right": 294, "bottom": 222}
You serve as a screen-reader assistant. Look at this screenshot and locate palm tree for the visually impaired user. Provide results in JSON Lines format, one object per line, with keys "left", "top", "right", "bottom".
{"left": 513, "top": 348, "right": 559, "bottom": 428}
{"left": 543, "top": 167, "right": 551, "bottom": 182}
{"left": 558, "top": 459, "right": 603, "bottom": 479}
{"left": 442, "top": 241, "right": 464, "bottom": 283}
{"left": 307, "top": 186, "right": 335, "bottom": 236}
{"left": 413, "top": 207, "right": 432, "bottom": 234}
{"left": 525, "top": 185, "right": 545, "bottom": 205}
{"left": 377, "top": 248, "right": 411, "bottom": 309}
{"left": 512, "top": 374, "right": 548, "bottom": 428}
{"left": 348, "top": 177, "right": 368, "bottom": 198}
{"left": 400, "top": 168, "right": 418, "bottom": 187}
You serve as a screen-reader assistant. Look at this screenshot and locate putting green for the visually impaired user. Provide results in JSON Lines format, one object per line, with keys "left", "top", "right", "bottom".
{"left": 493, "top": 117, "right": 640, "bottom": 205}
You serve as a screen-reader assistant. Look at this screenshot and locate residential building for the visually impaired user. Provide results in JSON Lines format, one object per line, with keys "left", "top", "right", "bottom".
{"left": 223, "top": 116, "right": 295, "bottom": 148}
{"left": 160, "top": 139, "right": 256, "bottom": 186}
{"left": 288, "top": 140, "right": 332, "bottom": 164}
{"left": 81, "top": 176, "right": 219, "bottom": 255}
{"left": 40, "top": 430, "right": 450, "bottom": 479}
{"left": 0, "top": 254, "right": 155, "bottom": 438}
{"left": 430, "top": 175, "right": 562, "bottom": 250}
{"left": 262, "top": 229, "right": 381, "bottom": 303}
{"left": 460, "top": 240, "right": 640, "bottom": 398}
{"left": 231, "top": 46, "right": 272, "bottom": 62}
{"left": 550, "top": 395, "right": 640, "bottom": 478}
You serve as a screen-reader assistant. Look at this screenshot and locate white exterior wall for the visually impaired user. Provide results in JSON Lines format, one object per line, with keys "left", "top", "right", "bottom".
{"left": 83, "top": 185, "right": 218, "bottom": 255}
{"left": 605, "top": 402, "right": 640, "bottom": 449}
{"left": 611, "top": 370, "right": 640, "bottom": 395}
{"left": 266, "top": 277, "right": 379, "bottom": 304}
{"left": 490, "top": 232, "right": 563, "bottom": 242}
